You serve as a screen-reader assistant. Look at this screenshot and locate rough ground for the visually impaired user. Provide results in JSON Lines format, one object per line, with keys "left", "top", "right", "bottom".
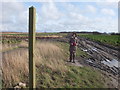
{"left": 2, "top": 36, "right": 119, "bottom": 88}
{"left": 77, "top": 36, "right": 119, "bottom": 73}
{"left": 53, "top": 36, "right": 119, "bottom": 88}
{"left": 72, "top": 36, "right": 119, "bottom": 88}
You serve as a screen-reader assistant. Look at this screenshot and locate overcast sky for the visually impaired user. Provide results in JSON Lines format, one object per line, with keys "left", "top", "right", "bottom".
{"left": 0, "top": 0, "right": 119, "bottom": 33}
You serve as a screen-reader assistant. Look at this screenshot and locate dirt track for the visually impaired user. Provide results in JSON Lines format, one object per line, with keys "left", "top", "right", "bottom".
{"left": 77, "top": 36, "right": 119, "bottom": 88}
{"left": 77, "top": 36, "right": 119, "bottom": 75}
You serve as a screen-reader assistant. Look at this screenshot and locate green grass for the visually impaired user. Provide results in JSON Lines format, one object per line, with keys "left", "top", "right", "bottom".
{"left": 2, "top": 33, "right": 28, "bottom": 36}
{"left": 36, "top": 64, "right": 105, "bottom": 88}
{"left": 78, "top": 34, "right": 120, "bottom": 46}
{"left": 36, "top": 41, "right": 106, "bottom": 88}
{"left": 1, "top": 38, "right": 21, "bottom": 44}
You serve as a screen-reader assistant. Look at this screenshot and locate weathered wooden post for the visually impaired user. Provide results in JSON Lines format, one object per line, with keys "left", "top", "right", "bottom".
{"left": 29, "top": 6, "right": 36, "bottom": 89}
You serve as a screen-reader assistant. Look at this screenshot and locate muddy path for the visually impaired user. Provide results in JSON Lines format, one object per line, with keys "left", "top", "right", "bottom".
{"left": 77, "top": 36, "right": 119, "bottom": 76}
{"left": 77, "top": 36, "right": 119, "bottom": 88}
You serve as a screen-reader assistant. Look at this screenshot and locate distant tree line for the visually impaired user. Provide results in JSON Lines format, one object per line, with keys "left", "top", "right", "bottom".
{"left": 60, "top": 31, "right": 120, "bottom": 35}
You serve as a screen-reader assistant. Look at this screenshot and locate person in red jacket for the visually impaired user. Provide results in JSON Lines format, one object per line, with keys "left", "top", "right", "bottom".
{"left": 69, "top": 32, "right": 78, "bottom": 63}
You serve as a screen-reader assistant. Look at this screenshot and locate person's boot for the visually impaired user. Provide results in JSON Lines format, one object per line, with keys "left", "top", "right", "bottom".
{"left": 72, "top": 52, "right": 75, "bottom": 63}
{"left": 69, "top": 54, "right": 72, "bottom": 62}
{"left": 72, "top": 60, "right": 75, "bottom": 63}
{"left": 69, "top": 58, "right": 72, "bottom": 62}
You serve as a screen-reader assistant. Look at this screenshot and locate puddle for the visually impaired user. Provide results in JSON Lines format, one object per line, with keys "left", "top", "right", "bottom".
{"left": 91, "top": 47, "right": 97, "bottom": 52}
{"left": 86, "top": 59, "right": 93, "bottom": 63}
{"left": 83, "top": 49, "right": 88, "bottom": 52}
{"left": 101, "top": 59, "right": 119, "bottom": 68}
{"left": 86, "top": 58, "right": 119, "bottom": 68}
{"left": 82, "top": 47, "right": 97, "bottom": 52}
{"left": 81, "top": 48, "right": 88, "bottom": 52}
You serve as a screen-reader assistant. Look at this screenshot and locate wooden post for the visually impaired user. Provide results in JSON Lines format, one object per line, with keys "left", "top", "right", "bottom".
{"left": 29, "top": 6, "right": 36, "bottom": 89}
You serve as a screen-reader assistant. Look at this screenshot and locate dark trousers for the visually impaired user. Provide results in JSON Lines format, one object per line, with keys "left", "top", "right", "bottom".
{"left": 70, "top": 51, "right": 76, "bottom": 62}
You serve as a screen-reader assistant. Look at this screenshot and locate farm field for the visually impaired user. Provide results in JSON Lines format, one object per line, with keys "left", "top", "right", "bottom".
{"left": 78, "top": 34, "right": 120, "bottom": 46}
{"left": 1, "top": 32, "right": 67, "bottom": 37}
{"left": 1, "top": 32, "right": 119, "bottom": 47}
{"left": 1, "top": 32, "right": 67, "bottom": 44}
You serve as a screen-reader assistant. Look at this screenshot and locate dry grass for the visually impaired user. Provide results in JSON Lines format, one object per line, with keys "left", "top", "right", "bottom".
{"left": 2, "top": 48, "right": 28, "bottom": 87}
{"left": 0, "top": 44, "right": 18, "bottom": 52}
{"left": 35, "top": 41, "right": 67, "bottom": 72}
{"left": 2, "top": 41, "right": 67, "bottom": 87}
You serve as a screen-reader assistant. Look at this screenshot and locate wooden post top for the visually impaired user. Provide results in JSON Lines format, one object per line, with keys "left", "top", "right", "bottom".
{"left": 29, "top": 6, "right": 35, "bottom": 9}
